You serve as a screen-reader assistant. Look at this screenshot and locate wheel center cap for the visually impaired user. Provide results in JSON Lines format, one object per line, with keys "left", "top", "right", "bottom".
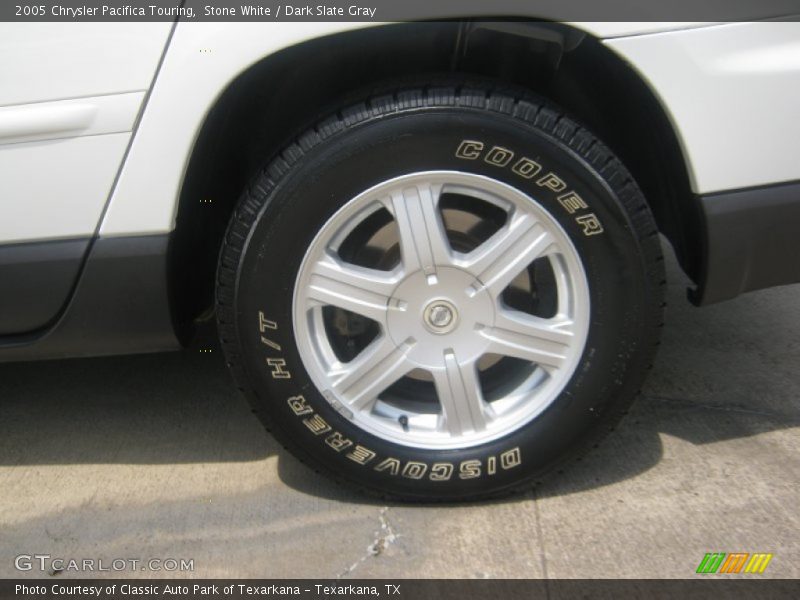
{"left": 386, "top": 267, "right": 496, "bottom": 368}
{"left": 423, "top": 300, "right": 458, "bottom": 334}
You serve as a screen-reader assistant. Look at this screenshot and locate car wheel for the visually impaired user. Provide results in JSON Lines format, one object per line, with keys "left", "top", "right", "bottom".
{"left": 217, "top": 84, "right": 665, "bottom": 501}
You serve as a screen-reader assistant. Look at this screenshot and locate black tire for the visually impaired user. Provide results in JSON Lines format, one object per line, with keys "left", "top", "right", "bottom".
{"left": 217, "top": 84, "right": 665, "bottom": 501}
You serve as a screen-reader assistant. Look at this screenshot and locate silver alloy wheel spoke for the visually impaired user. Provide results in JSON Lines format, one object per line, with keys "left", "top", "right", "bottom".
{"left": 478, "top": 311, "right": 574, "bottom": 371}
{"left": 464, "top": 212, "right": 556, "bottom": 298}
{"left": 293, "top": 171, "right": 590, "bottom": 450}
{"left": 387, "top": 183, "right": 451, "bottom": 278}
{"left": 434, "top": 350, "right": 490, "bottom": 436}
{"left": 307, "top": 254, "right": 397, "bottom": 324}
{"left": 329, "top": 335, "right": 416, "bottom": 410}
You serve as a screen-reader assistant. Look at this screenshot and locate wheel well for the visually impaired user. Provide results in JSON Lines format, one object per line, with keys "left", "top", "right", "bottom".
{"left": 170, "top": 21, "right": 700, "bottom": 339}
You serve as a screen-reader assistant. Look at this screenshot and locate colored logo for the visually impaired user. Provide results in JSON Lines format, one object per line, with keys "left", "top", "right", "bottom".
{"left": 696, "top": 553, "right": 773, "bottom": 574}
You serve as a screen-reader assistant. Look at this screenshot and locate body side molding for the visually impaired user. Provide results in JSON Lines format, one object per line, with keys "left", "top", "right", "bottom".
{"left": 692, "top": 179, "right": 800, "bottom": 305}
{"left": 0, "top": 235, "right": 181, "bottom": 362}
{"left": 0, "top": 238, "right": 89, "bottom": 335}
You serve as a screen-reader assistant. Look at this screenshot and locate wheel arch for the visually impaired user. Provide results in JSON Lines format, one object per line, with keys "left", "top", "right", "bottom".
{"left": 168, "top": 21, "right": 701, "bottom": 340}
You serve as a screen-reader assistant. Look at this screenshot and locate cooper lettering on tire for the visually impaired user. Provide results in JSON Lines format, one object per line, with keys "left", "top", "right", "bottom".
{"left": 217, "top": 83, "right": 664, "bottom": 501}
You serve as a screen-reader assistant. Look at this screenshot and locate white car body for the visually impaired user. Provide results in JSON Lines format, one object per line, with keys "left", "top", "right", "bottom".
{"left": 1, "top": 18, "right": 798, "bottom": 358}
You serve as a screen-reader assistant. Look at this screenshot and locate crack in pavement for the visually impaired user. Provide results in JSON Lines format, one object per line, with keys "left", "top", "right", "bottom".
{"left": 531, "top": 489, "right": 551, "bottom": 598}
{"left": 337, "top": 507, "right": 399, "bottom": 579}
{"left": 643, "top": 394, "right": 793, "bottom": 419}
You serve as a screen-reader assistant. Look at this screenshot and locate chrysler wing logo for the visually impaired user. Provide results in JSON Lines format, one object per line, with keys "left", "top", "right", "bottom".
{"left": 696, "top": 552, "right": 773, "bottom": 574}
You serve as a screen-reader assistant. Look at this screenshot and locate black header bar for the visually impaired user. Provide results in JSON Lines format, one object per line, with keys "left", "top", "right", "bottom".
{"left": 4, "top": 0, "right": 800, "bottom": 22}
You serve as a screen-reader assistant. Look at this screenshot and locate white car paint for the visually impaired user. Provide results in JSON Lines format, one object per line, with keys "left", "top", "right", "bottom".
{"left": 605, "top": 21, "right": 800, "bottom": 194}
{"left": 0, "top": 23, "right": 171, "bottom": 245}
{"left": 0, "top": 134, "right": 130, "bottom": 244}
{"left": 0, "top": 23, "right": 172, "bottom": 106}
{"left": 0, "top": 93, "right": 145, "bottom": 243}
